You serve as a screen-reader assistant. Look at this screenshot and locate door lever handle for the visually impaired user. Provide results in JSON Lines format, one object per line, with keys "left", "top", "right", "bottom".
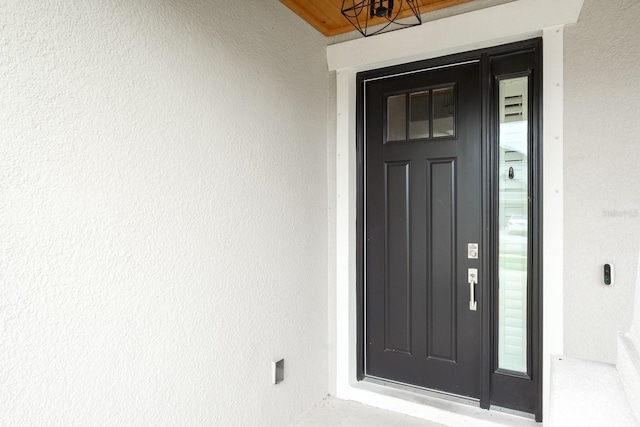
{"left": 468, "top": 268, "right": 478, "bottom": 311}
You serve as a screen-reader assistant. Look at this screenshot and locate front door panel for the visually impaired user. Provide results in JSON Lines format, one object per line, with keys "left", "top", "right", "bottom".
{"left": 365, "top": 62, "right": 482, "bottom": 398}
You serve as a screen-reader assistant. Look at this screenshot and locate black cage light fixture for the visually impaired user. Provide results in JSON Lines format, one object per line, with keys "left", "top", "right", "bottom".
{"left": 341, "top": 0, "right": 422, "bottom": 37}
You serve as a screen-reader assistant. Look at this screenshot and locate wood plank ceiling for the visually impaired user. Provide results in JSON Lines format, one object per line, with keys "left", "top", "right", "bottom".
{"left": 280, "top": 0, "right": 473, "bottom": 37}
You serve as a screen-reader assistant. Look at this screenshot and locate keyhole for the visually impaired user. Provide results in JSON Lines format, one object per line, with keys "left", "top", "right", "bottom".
{"left": 508, "top": 167, "right": 514, "bottom": 179}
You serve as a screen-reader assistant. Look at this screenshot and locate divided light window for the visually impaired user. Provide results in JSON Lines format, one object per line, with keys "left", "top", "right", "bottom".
{"left": 385, "top": 86, "right": 455, "bottom": 143}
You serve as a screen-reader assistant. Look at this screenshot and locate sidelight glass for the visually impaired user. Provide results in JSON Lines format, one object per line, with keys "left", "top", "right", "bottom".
{"left": 387, "top": 94, "right": 407, "bottom": 141}
{"left": 497, "top": 76, "right": 529, "bottom": 374}
{"left": 432, "top": 87, "right": 455, "bottom": 137}
{"left": 410, "top": 91, "right": 430, "bottom": 139}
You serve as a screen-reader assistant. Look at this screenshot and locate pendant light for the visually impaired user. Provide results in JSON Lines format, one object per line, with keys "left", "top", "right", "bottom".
{"left": 341, "top": 0, "right": 422, "bottom": 37}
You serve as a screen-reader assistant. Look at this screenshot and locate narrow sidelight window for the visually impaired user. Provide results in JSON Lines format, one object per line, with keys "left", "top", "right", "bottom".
{"left": 497, "top": 76, "right": 529, "bottom": 374}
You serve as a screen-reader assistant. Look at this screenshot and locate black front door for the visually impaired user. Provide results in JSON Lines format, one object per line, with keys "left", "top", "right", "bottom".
{"left": 365, "top": 61, "right": 483, "bottom": 398}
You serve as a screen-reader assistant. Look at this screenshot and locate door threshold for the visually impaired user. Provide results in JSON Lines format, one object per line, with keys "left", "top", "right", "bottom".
{"left": 350, "top": 377, "right": 538, "bottom": 426}
{"left": 363, "top": 376, "right": 480, "bottom": 407}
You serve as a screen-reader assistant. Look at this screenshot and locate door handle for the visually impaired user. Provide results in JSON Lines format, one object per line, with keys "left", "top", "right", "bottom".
{"left": 468, "top": 268, "right": 478, "bottom": 311}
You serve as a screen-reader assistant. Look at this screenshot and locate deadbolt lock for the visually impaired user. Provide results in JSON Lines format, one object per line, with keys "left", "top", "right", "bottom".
{"left": 468, "top": 243, "right": 479, "bottom": 259}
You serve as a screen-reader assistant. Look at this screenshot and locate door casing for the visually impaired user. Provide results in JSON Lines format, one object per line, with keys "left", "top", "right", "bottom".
{"left": 355, "top": 39, "right": 543, "bottom": 420}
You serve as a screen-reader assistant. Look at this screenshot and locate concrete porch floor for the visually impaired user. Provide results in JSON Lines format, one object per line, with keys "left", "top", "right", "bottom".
{"left": 291, "top": 397, "right": 449, "bottom": 427}
{"left": 291, "top": 396, "right": 542, "bottom": 427}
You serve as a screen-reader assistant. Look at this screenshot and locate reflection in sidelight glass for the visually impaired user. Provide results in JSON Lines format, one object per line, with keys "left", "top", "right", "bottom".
{"left": 387, "top": 94, "right": 407, "bottom": 142}
{"left": 410, "top": 91, "right": 430, "bottom": 139}
{"left": 433, "top": 87, "right": 455, "bottom": 137}
{"left": 497, "top": 76, "right": 529, "bottom": 374}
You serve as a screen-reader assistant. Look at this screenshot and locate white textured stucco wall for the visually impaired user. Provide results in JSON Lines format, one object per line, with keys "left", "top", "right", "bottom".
{"left": 564, "top": 0, "right": 640, "bottom": 363}
{"left": 0, "top": 1, "right": 328, "bottom": 425}
{"left": 632, "top": 250, "right": 640, "bottom": 348}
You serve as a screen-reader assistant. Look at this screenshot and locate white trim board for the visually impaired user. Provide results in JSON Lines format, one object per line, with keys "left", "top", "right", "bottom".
{"left": 327, "top": 0, "right": 583, "bottom": 72}
{"left": 330, "top": 0, "right": 583, "bottom": 424}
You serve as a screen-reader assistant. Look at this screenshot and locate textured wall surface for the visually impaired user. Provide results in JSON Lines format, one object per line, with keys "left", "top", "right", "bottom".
{"left": 632, "top": 250, "right": 640, "bottom": 348}
{"left": 564, "top": 0, "right": 640, "bottom": 363}
{"left": 0, "top": 1, "right": 328, "bottom": 425}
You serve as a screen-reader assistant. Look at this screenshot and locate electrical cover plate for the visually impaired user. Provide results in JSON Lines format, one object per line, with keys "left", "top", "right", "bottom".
{"left": 273, "top": 359, "right": 284, "bottom": 384}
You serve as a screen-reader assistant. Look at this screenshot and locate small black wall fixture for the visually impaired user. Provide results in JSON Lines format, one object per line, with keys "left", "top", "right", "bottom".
{"left": 341, "top": 0, "right": 421, "bottom": 37}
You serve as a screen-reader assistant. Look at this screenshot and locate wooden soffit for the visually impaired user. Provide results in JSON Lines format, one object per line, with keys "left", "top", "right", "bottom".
{"left": 280, "top": 0, "right": 474, "bottom": 37}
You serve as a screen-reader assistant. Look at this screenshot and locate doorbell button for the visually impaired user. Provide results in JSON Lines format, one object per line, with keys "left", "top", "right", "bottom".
{"left": 604, "top": 264, "right": 614, "bottom": 286}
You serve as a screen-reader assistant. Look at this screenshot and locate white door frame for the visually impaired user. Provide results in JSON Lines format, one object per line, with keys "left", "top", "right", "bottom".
{"left": 329, "top": 0, "right": 583, "bottom": 423}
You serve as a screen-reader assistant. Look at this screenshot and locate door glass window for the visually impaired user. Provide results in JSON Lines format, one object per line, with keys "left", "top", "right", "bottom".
{"left": 433, "top": 87, "right": 455, "bottom": 137}
{"left": 497, "top": 76, "right": 529, "bottom": 374}
{"left": 387, "top": 94, "right": 407, "bottom": 141}
{"left": 410, "top": 91, "right": 430, "bottom": 139}
{"left": 386, "top": 86, "right": 455, "bottom": 143}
